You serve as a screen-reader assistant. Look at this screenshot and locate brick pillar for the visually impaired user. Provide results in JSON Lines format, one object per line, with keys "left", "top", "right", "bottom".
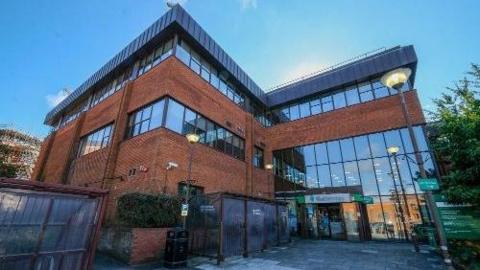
{"left": 102, "top": 82, "right": 134, "bottom": 188}
{"left": 31, "top": 131, "right": 56, "bottom": 181}
{"left": 245, "top": 114, "right": 255, "bottom": 196}
{"left": 62, "top": 113, "right": 87, "bottom": 184}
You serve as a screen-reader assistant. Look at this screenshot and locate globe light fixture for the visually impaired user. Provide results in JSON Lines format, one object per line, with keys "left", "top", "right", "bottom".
{"left": 387, "top": 146, "right": 400, "bottom": 155}
{"left": 265, "top": 164, "right": 273, "bottom": 170}
{"left": 186, "top": 133, "right": 200, "bottom": 144}
{"left": 381, "top": 68, "right": 412, "bottom": 90}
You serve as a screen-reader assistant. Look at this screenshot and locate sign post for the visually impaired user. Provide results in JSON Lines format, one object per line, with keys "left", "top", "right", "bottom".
{"left": 181, "top": 203, "right": 189, "bottom": 217}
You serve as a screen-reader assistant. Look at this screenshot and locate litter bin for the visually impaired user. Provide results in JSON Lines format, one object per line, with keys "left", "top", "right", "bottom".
{"left": 164, "top": 228, "right": 188, "bottom": 268}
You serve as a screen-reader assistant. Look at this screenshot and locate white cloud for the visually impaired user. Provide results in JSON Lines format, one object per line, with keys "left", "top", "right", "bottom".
{"left": 238, "top": 0, "right": 257, "bottom": 10}
{"left": 46, "top": 90, "right": 69, "bottom": 108}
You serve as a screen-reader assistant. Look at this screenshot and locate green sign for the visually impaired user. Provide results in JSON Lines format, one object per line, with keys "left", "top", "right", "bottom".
{"left": 352, "top": 194, "right": 374, "bottom": 204}
{"left": 362, "top": 196, "right": 374, "bottom": 204}
{"left": 436, "top": 202, "right": 480, "bottom": 240}
{"left": 418, "top": 178, "right": 440, "bottom": 191}
{"left": 295, "top": 195, "right": 305, "bottom": 204}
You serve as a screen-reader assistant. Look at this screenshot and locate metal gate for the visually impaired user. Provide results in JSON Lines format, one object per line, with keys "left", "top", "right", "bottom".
{"left": 0, "top": 178, "right": 107, "bottom": 270}
{"left": 187, "top": 193, "right": 290, "bottom": 264}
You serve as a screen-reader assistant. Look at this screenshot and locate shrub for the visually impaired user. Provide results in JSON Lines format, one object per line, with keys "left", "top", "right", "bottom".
{"left": 117, "top": 193, "right": 181, "bottom": 228}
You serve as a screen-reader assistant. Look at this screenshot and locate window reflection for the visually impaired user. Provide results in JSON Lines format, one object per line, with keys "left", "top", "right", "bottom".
{"left": 330, "top": 163, "right": 345, "bottom": 187}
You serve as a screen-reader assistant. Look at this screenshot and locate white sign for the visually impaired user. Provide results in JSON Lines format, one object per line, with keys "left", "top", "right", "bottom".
{"left": 181, "top": 204, "right": 189, "bottom": 217}
{"left": 200, "top": 205, "right": 215, "bottom": 212}
{"left": 304, "top": 193, "right": 352, "bottom": 204}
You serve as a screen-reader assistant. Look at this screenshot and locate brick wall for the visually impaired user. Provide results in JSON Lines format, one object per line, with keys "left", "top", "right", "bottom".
{"left": 34, "top": 56, "right": 425, "bottom": 222}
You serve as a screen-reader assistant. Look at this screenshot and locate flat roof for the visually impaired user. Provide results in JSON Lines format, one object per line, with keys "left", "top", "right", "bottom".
{"left": 44, "top": 4, "right": 418, "bottom": 125}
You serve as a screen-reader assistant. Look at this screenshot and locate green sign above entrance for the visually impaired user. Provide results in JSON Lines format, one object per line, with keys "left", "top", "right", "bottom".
{"left": 352, "top": 194, "right": 373, "bottom": 204}
{"left": 418, "top": 178, "right": 440, "bottom": 191}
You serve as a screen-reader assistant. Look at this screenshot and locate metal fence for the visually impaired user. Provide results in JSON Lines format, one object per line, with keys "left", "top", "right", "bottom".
{"left": 187, "top": 193, "right": 289, "bottom": 264}
{"left": 0, "top": 178, "right": 107, "bottom": 270}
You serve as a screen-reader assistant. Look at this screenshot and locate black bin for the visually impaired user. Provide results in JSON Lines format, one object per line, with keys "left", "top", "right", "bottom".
{"left": 164, "top": 228, "right": 188, "bottom": 268}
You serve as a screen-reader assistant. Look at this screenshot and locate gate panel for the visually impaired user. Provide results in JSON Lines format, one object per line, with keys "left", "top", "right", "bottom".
{"left": 264, "top": 203, "right": 277, "bottom": 247}
{"left": 247, "top": 201, "right": 265, "bottom": 252}
{"left": 277, "top": 205, "right": 290, "bottom": 243}
{"left": 222, "top": 198, "right": 244, "bottom": 257}
{"left": 0, "top": 187, "right": 102, "bottom": 270}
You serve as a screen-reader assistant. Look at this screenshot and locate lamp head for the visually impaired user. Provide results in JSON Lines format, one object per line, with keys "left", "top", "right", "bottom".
{"left": 387, "top": 146, "right": 400, "bottom": 155}
{"left": 186, "top": 133, "right": 200, "bottom": 144}
{"left": 265, "top": 164, "right": 273, "bottom": 170}
{"left": 381, "top": 68, "right": 412, "bottom": 90}
{"left": 167, "top": 161, "right": 178, "bottom": 170}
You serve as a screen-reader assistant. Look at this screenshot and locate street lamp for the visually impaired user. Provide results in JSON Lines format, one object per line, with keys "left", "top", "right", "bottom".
{"left": 265, "top": 163, "right": 274, "bottom": 199}
{"left": 183, "top": 133, "right": 199, "bottom": 229}
{"left": 381, "top": 68, "right": 452, "bottom": 266}
{"left": 387, "top": 145, "right": 412, "bottom": 240}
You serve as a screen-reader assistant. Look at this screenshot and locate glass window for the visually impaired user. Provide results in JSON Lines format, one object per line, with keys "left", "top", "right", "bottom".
{"left": 289, "top": 105, "right": 300, "bottom": 120}
{"left": 165, "top": 99, "right": 184, "bottom": 133}
{"left": 399, "top": 128, "right": 414, "bottom": 153}
{"left": 281, "top": 107, "right": 290, "bottom": 121}
{"left": 253, "top": 147, "right": 264, "bottom": 168}
{"left": 413, "top": 126, "right": 429, "bottom": 152}
{"left": 190, "top": 58, "right": 201, "bottom": 74}
{"left": 310, "top": 99, "right": 321, "bottom": 115}
{"left": 205, "top": 121, "right": 216, "bottom": 148}
{"left": 299, "top": 102, "right": 311, "bottom": 118}
{"left": 373, "top": 157, "right": 395, "bottom": 196}
{"left": 327, "top": 141, "right": 342, "bottom": 163}
{"left": 345, "top": 86, "right": 360, "bottom": 106}
{"left": 354, "top": 135, "right": 371, "bottom": 160}
{"left": 210, "top": 72, "right": 220, "bottom": 89}
{"left": 358, "top": 160, "right": 378, "bottom": 195}
{"left": 182, "top": 108, "right": 196, "bottom": 135}
{"left": 358, "top": 82, "right": 374, "bottom": 102}
{"left": 383, "top": 129, "right": 405, "bottom": 155}
{"left": 344, "top": 161, "right": 360, "bottom": 186}
{"left": 391, "top": 154, "right": 416, "bottom": 194}
{"left": 224, "top": 131, "right": 233, "bottom": 155}
{"left": 321, "top": 96, "right": 333, "bottom": 112}
{"left": 306, "top": 166, "right": 318, "bottom": 188}
{"left": 372, "top": 79, "right": 389, "bottom": 99}
{"left": 333, "top": 92, "right": 346, "bottom": 109}
{"left": 78, "top": 124, "right": 113, "bottom": 156}
{"left": 422, "top": 152, "right": 436, "bottom": 177}
{"left": 176, "top": 42, "right": 190, "bottom": 66}
{"left": 303, "top": 145, "right": 316, "bottom": 166}
{"left": 315, "top": 143, "right": 329, "bottom": 164}
{"left": 330, "top": 163, "right": 345, "bottom": 187}
{"left": 368, "top": 133, "right": 387, "bottom": 158}
{"left": 340, "top": 138, "right": 356, "bottom": 161}
{"left": 215, "top": 127, "right": 225, "bottom": 152}
{"left": 149, "top": 100, "right": 164, "bottom": 130}
{"left": 196, "top": 115, "right": 207, "bottom": 144}
{"left": 317, "top": 165, "right": 331, "bottom": 188}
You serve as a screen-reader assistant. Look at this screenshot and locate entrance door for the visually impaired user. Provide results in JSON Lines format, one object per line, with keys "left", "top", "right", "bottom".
{"left": 317, "top": 204, "right": 346, "bottom": 240}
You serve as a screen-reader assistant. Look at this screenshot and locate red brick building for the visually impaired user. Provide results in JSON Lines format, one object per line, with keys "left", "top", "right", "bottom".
{"left": 34, "top": 5, "right": 434, "bottom": 241}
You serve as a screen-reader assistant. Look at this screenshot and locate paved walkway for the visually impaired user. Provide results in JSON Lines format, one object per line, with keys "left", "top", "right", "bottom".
{"left": 94, "top": 239, "right": 447, "bottom": 270}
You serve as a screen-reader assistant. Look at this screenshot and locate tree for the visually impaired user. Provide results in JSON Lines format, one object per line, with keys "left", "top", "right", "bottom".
{"left": 430, "top": 64, "right": 480, "bottom": 206}
{"left": 0, "top": 144, "right": 18, "bottom": 178}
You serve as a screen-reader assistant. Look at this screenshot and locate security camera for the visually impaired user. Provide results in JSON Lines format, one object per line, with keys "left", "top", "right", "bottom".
{"left": 167, "top": 161, "right": 178, "bottom": 170}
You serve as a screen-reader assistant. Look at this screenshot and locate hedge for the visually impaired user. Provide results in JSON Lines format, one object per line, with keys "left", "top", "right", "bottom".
{"left": 117, "top": 193, "right": 181, "bottom": 228}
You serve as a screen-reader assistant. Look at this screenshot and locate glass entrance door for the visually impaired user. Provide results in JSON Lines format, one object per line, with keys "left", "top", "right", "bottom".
{"left": 317, "top": 204, "right": 346, "bottom": 240}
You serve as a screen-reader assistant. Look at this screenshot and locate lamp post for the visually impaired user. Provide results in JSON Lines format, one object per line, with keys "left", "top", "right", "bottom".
{"left": 387, "top": 145, "right": 412, "bottom": 240}
{"left": 265, "top": 163, "right": 274, "bottom": 199}
{"left": 381, "top": 68, "right": 452, "bottom": 266}
{"left": 183, "top": 133, "right": 199, "bottom": 229}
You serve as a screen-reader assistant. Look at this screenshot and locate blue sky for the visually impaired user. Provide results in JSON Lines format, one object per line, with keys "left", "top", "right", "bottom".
{"left": 0, "top": 0, "right": 479, "bottom": 138}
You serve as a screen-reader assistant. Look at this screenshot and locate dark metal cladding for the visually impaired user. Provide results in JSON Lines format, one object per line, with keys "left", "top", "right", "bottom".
{"left": 265, "top": 45, "right": 417, "bottom": 107}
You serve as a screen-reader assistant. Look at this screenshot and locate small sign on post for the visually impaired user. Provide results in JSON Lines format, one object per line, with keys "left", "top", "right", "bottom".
{"left": 418, "top": 178, "right": 440, "bottom": 191}
{"left": 181, "top": 204, "right": 189, "bottom": 217}
{"left": 352, "top": 194, "right": 374, "bottom": 204}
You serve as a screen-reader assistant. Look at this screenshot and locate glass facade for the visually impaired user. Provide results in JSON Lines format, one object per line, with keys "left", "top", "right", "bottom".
{"left": 176, "top": 39, "right": 245, "bottom": 107}
{"left": 126, "top": 97, "right": 245, "bottom": 160}
{"left": 77, "top": 124, "right": 113, "bottom": 156}
{"left": 253, "top": 147, "right": 264, "bottom": 168}
{"left": 273, "top": 126, "right": 434, "bottom": 240}
{"left": 256, "top": 78, "right": 411, "bottom": 127}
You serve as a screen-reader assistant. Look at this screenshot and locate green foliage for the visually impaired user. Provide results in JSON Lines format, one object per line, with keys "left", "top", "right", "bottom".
{"left": 448, "top": 240, "right": 480, "bottom": 269}
{"left": 0, "top": 144, "right": 18, "bottom": 178}
{"left": 430, "top": 64, "right": 480, "bottom": 206}
{"left": 117, "top": 193, "right": 181, "bottom": 228}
